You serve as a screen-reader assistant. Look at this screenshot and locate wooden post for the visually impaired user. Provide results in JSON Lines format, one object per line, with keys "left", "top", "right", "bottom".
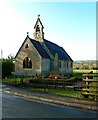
{"left": 86, "top": 76, "right": 89, "bottom": 93}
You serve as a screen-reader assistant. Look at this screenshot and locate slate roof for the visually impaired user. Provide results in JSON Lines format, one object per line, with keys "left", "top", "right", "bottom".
{"left": 15, "top": 36, "right": 73, "bottom": 61}
{"left": 15, "top": 36, "right": 50, "bottom": 59}
{"left": 29, "top": 38, "right": 50, "bottom": 59}
{"left": 44, "top": 39, "right": 73, "bottom": 61}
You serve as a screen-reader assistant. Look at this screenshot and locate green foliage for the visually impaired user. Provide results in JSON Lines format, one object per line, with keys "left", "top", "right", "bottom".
{"left": 67, "top": 76, "right": 77, "bottom": 82}
{"left": 2, "top": 58, "right": 14, "bottom": 78}
{"left": 47, "top": 89, "right": 82, "bottom": 98}
{"left": 27, "top": 88, "right": 82, "bottom": 98}
{"left": 93, "top": 67, "right": 98, "bottom": 70}
{"left": 73, "top": 69, "right": 98, "bottom": 73}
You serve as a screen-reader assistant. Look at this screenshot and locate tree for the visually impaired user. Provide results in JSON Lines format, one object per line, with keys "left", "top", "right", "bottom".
{"left": 2, "top": 58, "right": 14, "bottom": 78}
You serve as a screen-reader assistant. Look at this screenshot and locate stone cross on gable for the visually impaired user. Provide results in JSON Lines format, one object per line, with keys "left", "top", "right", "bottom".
{"left": 27, "top": 32, "right": 29, "bottom": 37}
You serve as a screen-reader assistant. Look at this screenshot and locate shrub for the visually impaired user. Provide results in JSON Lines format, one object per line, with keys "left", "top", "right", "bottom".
{"left": 2, "top": 58, "right": 14, "bottom": 78}
{"left": 67, "top": 76, "right": 77, "bottom": 82}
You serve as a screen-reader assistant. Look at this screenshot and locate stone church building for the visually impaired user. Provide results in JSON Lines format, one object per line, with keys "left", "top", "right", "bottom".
{"left": 15, "top": 16, "right": 73, "bottom": 77}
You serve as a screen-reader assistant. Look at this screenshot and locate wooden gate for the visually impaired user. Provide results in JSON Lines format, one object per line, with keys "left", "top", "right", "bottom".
{"left": 82, "top": 74, "right": 98, "bottom": 100}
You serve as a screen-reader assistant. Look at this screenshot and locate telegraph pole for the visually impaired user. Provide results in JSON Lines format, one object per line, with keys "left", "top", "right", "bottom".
{"left": 0, "top": 49, "right": 3, "bottom": 85}
{"left": 1, "top": 49, "right": 3, "bottom": 59}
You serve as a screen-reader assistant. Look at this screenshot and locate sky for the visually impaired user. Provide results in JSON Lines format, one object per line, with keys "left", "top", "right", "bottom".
{"left": 0, "top": 0, "right": 96, "bottom": 61}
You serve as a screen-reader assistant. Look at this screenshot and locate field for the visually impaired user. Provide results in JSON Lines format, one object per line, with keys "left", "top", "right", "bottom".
{"left": 73, "top": 69, "right": 98, "bottom": 74}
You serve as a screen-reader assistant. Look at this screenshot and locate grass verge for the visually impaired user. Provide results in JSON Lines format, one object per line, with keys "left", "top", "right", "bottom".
{"left": 26, "top": 87, "right": 83, "bottom": 99}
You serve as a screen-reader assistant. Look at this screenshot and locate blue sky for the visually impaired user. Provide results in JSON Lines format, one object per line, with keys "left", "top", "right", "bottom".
{"left": 0, "top": 0, "right": 96, "bottom": 60}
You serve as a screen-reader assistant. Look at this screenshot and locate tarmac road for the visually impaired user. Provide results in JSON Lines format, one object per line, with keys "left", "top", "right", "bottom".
{"left": 2, "top": 92, "right": 96, "bottom": 118}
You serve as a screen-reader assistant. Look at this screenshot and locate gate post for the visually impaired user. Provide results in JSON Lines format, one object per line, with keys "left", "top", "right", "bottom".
{"left": 86, "top": 76, "right": 89, "bottom": 93}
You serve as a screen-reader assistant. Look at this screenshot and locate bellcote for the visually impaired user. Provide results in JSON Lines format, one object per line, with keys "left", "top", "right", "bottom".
{"left": 33, "top": 15, "right": 44, "bottom": 42}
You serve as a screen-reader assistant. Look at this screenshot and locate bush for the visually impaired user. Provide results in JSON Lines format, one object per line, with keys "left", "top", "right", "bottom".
{"left": 67, "top": 76, "right": 78, "bottom": 82}
{"left": 93, "top": 67, "right": 98, "bottom": 70}
{"left": 2, "top": 58, "right": 14, "bottom": 78}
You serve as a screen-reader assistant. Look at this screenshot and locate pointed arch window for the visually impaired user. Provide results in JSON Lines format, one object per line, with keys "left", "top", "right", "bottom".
{"left": 25, "top": 44, "right": 29, "bottom": 48}
{"left": 23, "top": 57, "right": 32, "bottom": 68}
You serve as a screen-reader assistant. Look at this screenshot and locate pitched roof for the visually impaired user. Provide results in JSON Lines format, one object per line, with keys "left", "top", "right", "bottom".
{"left": 15, "top": 35, "right": 73, "bottom": 61}
{"left": 15, "top": 36, "right": 50, "bottom": 59}
{"left": 44, "top": 39, "right": 73, "bottom": 61}
{"left": 29, "top": 38, "right": 50, "bottom": 59}
{"left": 34, "top": 18, "right": 44, "bottom": 29}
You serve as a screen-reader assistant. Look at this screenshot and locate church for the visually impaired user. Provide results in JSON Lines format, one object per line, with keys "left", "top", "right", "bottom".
{"left": 15, "top": 16, "right": 73, "bottom": 77}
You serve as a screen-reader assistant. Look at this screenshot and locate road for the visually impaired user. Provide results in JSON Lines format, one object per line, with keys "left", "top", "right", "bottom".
{"left": 1, "top": 92, "right": 96, "bottom": 118}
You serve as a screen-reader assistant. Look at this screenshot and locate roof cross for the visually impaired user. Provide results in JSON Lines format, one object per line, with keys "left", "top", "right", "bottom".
{"left": 38, "top": 14, "right": 40, "bottom": 18}
{"left": 27, "top": 32, "right": 29, "bottom": 37}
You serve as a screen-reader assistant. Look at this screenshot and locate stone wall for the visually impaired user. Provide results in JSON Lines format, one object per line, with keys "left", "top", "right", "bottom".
{"left": 59, "top": 61, "right": 73, "bottom": 73}
{"left": 41, "top": 59, "right": 50, "bottom": 75}
{"left": 15, "top": 38, "right": 42, "bottom": 76}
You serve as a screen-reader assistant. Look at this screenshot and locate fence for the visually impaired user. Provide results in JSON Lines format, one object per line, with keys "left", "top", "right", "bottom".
{"left": 3, "top": 76, "right": 82, "bottom": 91}
{"left": 82, "top": 74, "right": 98, "bottom": 100}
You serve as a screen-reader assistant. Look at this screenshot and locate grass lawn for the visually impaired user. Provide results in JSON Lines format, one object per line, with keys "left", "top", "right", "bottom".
{"left": 47, "top": 89, "right": 82, "bottom": 98}
{"left": 26, "top": 87, "right": 83, "bottom": 98}
{"left": 2, "top": 77, "right": 83, "bottom": 98}
{"left": 73, "top": 69, "right": 98, "bottom": 80}
{"left": 2, "top": 77, "right": 31, "bottom": 85}
{"left": 73, "top": 69, "right": 98, "bottom": 74}
{"left": 3, "top": 70, "right": 98, "bottom": 99}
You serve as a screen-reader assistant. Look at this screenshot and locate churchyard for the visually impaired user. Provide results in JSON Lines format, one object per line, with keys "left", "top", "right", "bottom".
{"left": 2, "top": 69, "right": 98, "bottom": 101}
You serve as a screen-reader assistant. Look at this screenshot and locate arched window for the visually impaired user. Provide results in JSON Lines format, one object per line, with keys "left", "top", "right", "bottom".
{"left": 25, "top": 44, "right": 29, "bottom": 48}
{"left": 23, "top": 57, "right": 32, "bottom": 68}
